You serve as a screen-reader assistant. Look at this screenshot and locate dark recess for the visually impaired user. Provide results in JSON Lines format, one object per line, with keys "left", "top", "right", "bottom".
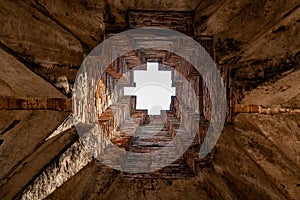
{"left": 1, "top": 120, "right": 20, "bottom": 135}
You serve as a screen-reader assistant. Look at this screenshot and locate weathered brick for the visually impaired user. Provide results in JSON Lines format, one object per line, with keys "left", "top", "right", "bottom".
{"left": 251, "top": 105, "right": 259, "bottom": 113}
{"left": 47, "top": 98, "right": 56, "bottom": 110}
{"left": 8, "top": 99, "right": 18, "bottom": 109}
{"left": 28, "top": 98, "right": 38, "bottom": 109}
{"left": 65, "top": 99, "right": 72, "bottom": 112}
{"left": 55, "top": 98, "right": 66, "bottom": 111}
{"left": 37, "top": 98, "right": 47, "bottom": 109}
{"left": 128, "top": 10, "right": 193, "bottom": 34}
{"left": 234, "top": 104, "right": 242, "bottom": 113}
{"left": 16, "top": 99, "right": 28, "bottom": 109}
{"left": 0, "top": 98, "right": 9, "bottom": 109}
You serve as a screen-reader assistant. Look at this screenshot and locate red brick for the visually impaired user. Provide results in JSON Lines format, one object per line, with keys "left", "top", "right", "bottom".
{"left": 234, "top": 104, "right": 242, "bottom": 113}
{"left": 55, "top": 98, "right": 66, "bottom": 111}
{"left": 16, "top": 99, "right": 28, "bottom": 109}
{"left": 65, "top": 99, "right": 72, "bottom": 112}
{"left": 250, "top": 105, "right": 259, "bottom": 113}
{"left": 28, "top": 98, "right": 38, "bottom": 109}
{"left": 0, "top": 98, "right": 9, "bottom": 109}
{"left": 47, "top": 98, "right": 56, "bottom": 110}
{"left": 37, "top": 98, "right": 47, "bottom": 109}
{"left": 8, "top": 99, "right": 18, "bottom": 109}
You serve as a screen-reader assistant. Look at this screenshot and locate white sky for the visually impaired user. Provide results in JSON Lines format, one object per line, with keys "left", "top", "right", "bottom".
{"left": 124, "top": 62, "right": 176, "bottom": 115}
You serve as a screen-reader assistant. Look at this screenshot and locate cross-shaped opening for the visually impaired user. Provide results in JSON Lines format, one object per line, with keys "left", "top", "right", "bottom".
{"left": 124, "top": 62, "right": 176, "bottom": 115}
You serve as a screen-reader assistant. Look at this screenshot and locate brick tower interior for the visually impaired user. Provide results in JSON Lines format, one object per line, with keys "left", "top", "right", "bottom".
{"left": 0, "top": 1, "right": 299, "bottom": 199}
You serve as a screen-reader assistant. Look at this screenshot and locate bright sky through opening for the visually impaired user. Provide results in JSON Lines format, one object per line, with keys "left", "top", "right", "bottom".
{"left": 124, "top": 62, "right": 176, "bottom": 115}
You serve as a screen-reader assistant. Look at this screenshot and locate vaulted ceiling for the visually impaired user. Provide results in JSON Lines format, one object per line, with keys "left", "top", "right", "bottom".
{"left": 0, "top": 0, "right": 299, "bottom": 199}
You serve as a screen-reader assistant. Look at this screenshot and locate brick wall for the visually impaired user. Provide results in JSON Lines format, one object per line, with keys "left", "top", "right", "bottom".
{"left": 234, "top": 104, "right": 300, "bottom": 114}
{"left": 128, "top": 10, "right": 194, "bottom": 35}
{"left": 0, "top": 97, "right": 72, "bottom": 111}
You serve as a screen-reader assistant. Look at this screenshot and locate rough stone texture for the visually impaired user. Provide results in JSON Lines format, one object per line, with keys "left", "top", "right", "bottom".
{"left": 3, "top": 128, "right": 77, "bottom": 199}
{"left": 62, "top": 113, "right": 299, "bottom": 200}
{"left": 1, "top": 0, "right": 299, "bottom": 96}
{"left": 234, "top": 104, "right": 300, "bottom": 115}
{"left": 16, "top": 94, "right": 133, "bottom": 199}
{"left": 20, "top": 140, "right": 91, "bottom": 200}
{"left": 24, "top": 0, "right": 105, "bottom": 49}
{"left": 45, "top": 162, "right": 118, "bottom": 200}
{"left": 128, "top": 10, "right": 194, "bottom": 34}
{"left": 0, "top": 0, "right": 201, "bottom": 94}
{"left": 0, "top": 1, "right": 299, "bottom": 199}
{"left": 242, "top": 69, "right": 300, "bottom": 108}
{"left": 0, "top": 49, "right": 66, "bottom": 98}
{"left": 194, "top": 0, "right": 300, "bottom": 93}
{"left": 230, "top": 114, "right": 300, "bottom": 199}
{"left": 0, "top": 0, "right": 84, "bottom": 86}
{"left": 0, "top": 97, "right": 72, "bottom": 111}
{"left": 125, "top": 0, "right": 201, "bottom": 11}
{"left": 0, "top": 110, "right": 69, "bottom": 200}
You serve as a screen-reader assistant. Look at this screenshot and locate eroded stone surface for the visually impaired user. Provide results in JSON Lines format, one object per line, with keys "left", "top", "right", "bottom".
{"left": 0, "top": 49, "right": 66, "bottom": 98}
{"left": 0, "top": 1, "right": 299, "bottom": 199}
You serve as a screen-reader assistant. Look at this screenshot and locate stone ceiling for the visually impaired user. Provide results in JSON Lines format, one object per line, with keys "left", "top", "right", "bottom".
{"left": 0, "top": 1, "right": 299, "bottom": 199}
